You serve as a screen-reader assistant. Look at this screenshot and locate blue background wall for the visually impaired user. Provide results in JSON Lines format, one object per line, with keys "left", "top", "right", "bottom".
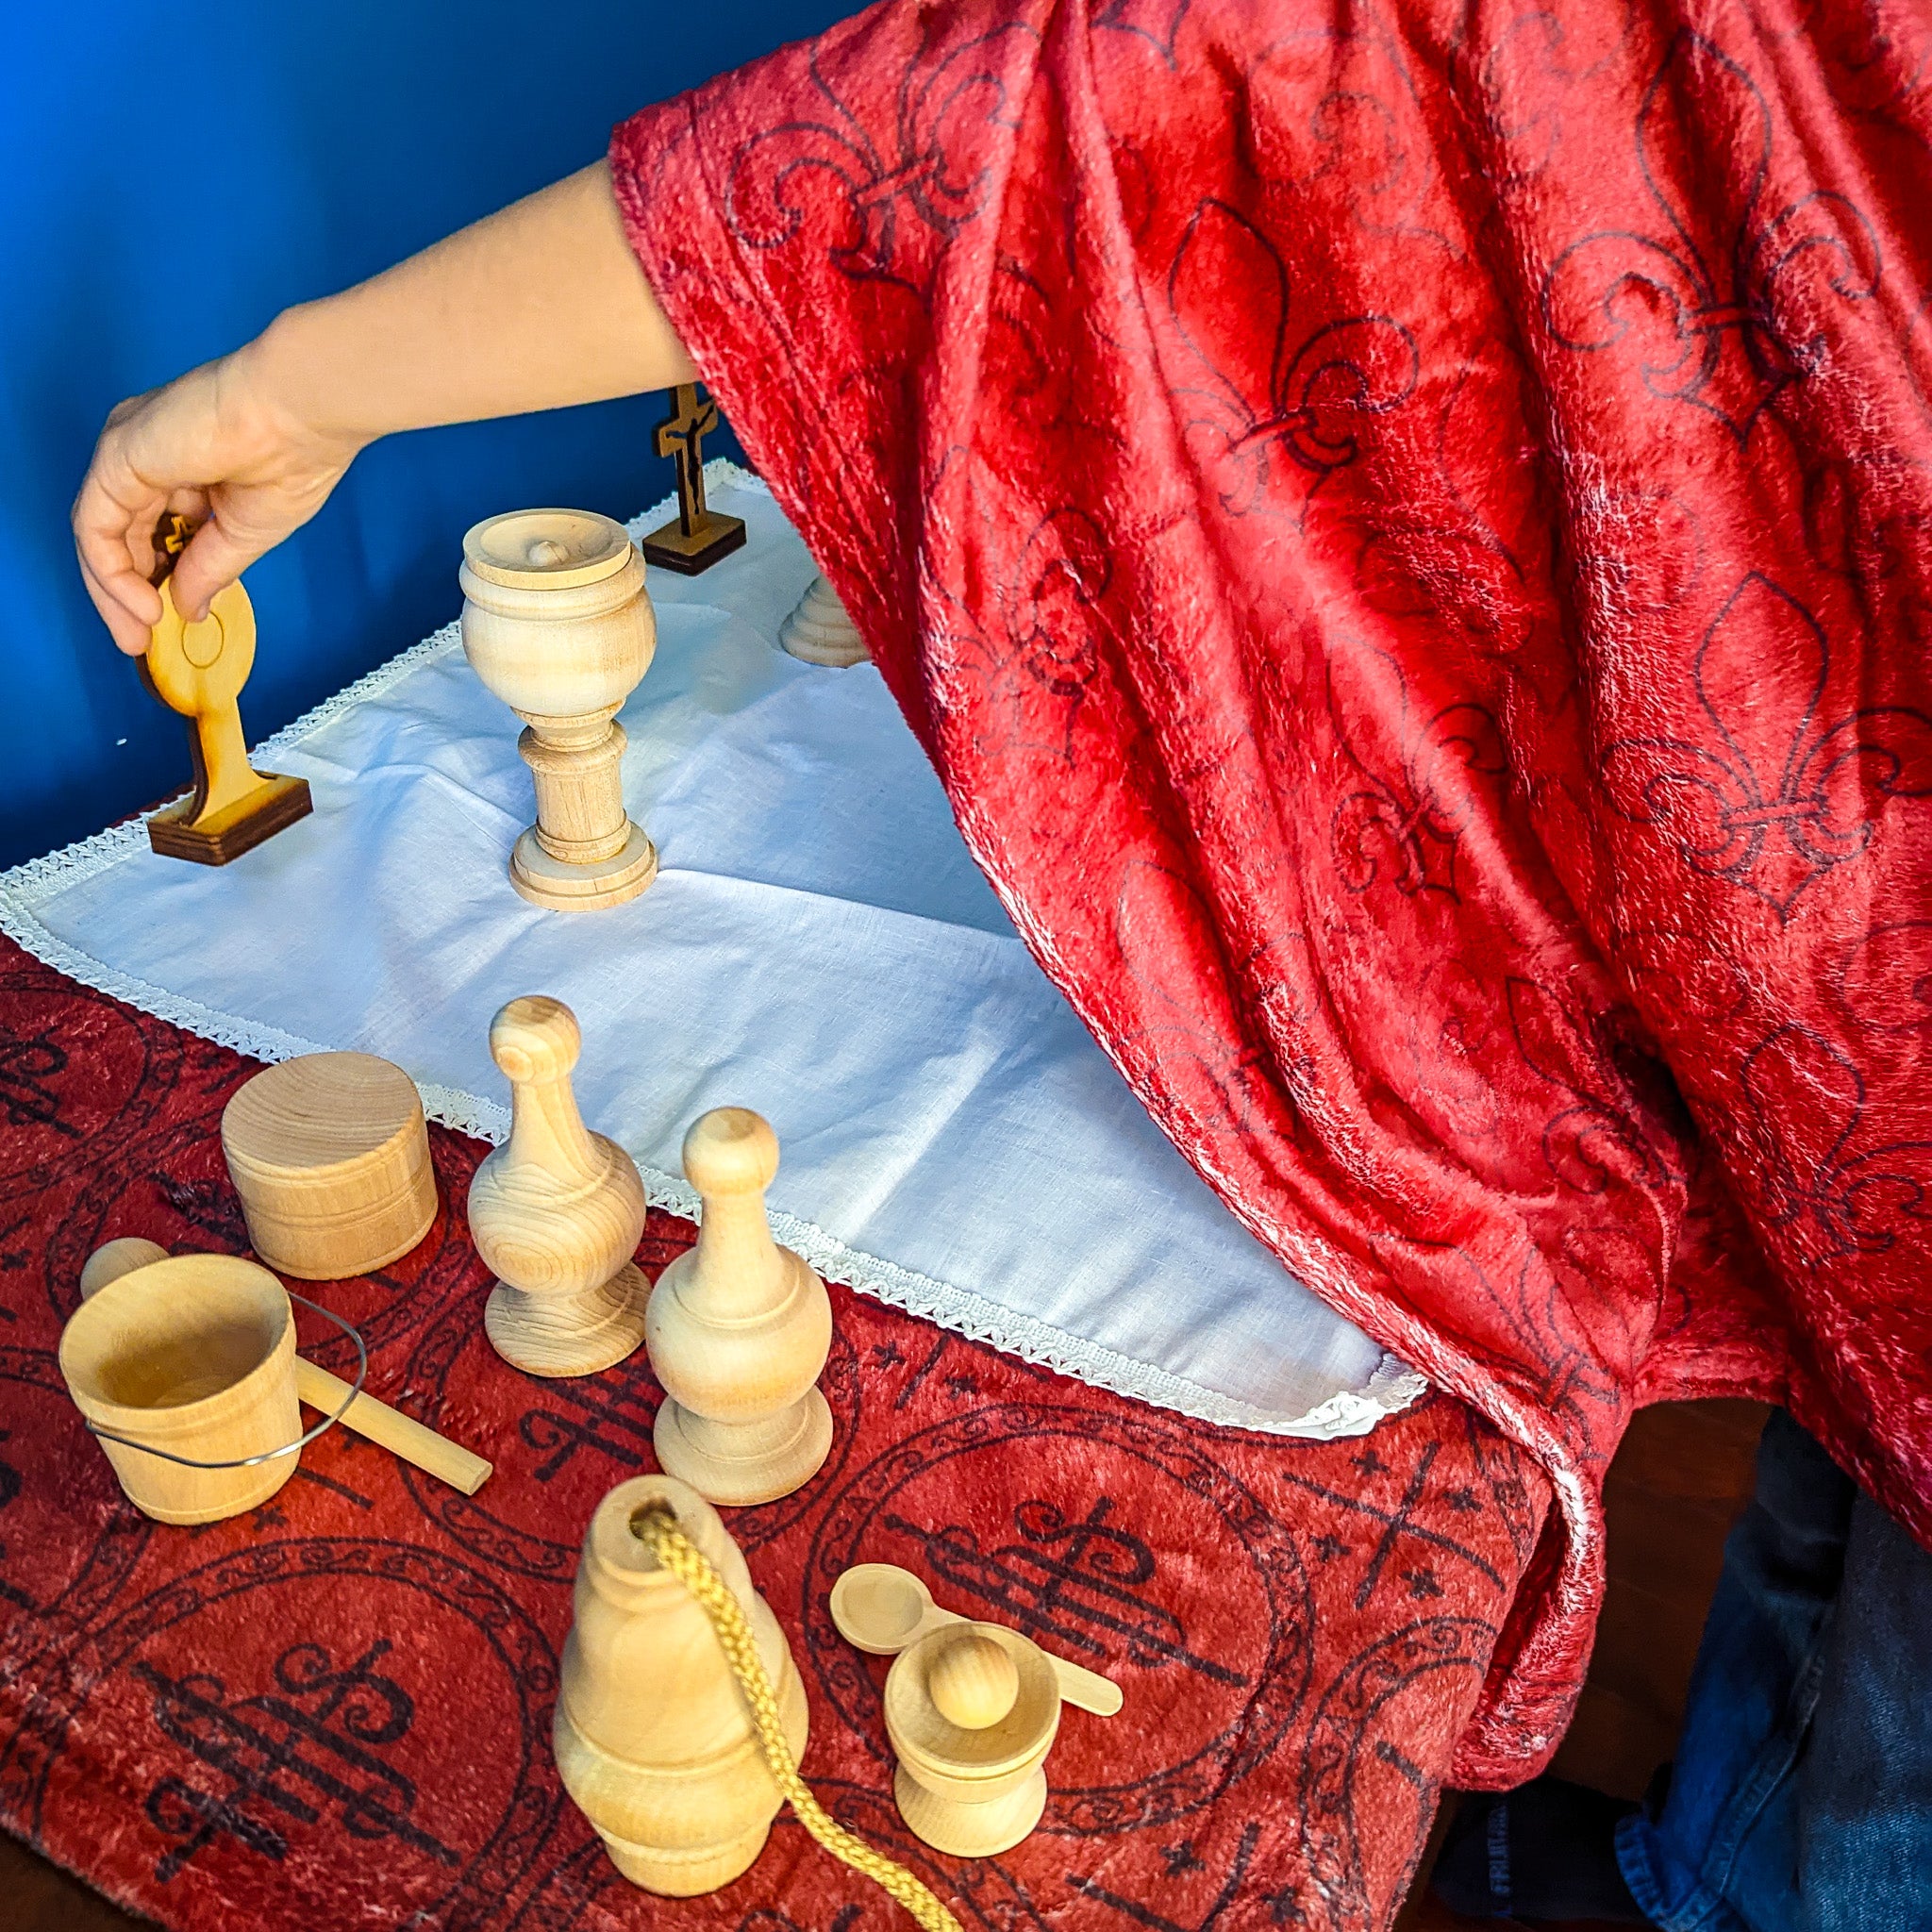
{"left": 1, "top": 2, "right": 850, "bottom": 866}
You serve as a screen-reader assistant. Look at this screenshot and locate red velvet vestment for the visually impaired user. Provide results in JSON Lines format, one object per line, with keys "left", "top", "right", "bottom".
{"left": 611, "top": 0, "right": 1932, "bottom": 1783}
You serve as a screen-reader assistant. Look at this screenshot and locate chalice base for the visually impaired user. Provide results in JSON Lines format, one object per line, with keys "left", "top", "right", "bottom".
{"left": 509, "top": 823, "right": 658, "bottom": 912}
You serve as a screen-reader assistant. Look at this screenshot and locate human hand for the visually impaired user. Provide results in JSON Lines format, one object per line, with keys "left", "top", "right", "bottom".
{"left": 72, "top": 339, "right": 364, "bottom": 655}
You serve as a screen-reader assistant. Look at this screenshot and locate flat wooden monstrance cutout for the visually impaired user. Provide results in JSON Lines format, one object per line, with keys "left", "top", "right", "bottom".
{"left": 141, "top": 515, "right": 311, "bottom": 865}
{"left": 640, "top": 383, "right": 747, "bottom": 575}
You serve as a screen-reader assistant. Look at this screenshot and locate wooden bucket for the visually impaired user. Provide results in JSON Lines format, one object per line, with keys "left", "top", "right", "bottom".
{"left": 58, "top": 1255, "right": 304, "bottom": 1524}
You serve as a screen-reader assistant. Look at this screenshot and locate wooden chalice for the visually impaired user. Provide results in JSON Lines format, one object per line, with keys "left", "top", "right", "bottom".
{"left": 459, "top": 508, "right": 658, "bottom": 911}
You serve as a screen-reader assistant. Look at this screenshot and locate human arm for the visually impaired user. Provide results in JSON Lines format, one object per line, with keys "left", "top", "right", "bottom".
{"left": 73, "top": 158, "right": 695, "bottom": 654}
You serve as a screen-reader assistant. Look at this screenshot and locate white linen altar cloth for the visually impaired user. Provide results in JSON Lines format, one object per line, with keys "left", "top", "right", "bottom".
{"left": 1, "top": 468, "right": 1420, "bottom": 1436}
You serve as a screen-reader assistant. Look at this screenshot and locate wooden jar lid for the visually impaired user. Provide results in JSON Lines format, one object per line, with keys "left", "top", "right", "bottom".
{"left": 222, "top": 1053, "right": 438, "bottom": 1280}
{"left": 884, "top": 1623, "right": 1059, "bottom": 1787}
{"left": 461, "top": 509, "right": 633, "bottom": 591}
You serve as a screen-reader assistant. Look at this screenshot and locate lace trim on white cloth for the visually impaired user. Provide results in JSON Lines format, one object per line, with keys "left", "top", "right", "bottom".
{"left": 0, "top": 459, "right": 1425, "bottom": 1439}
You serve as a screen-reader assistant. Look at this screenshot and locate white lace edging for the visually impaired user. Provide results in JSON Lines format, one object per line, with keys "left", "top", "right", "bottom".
{"left": 0, "top": 459, "right": 1424, "bottom": 1441}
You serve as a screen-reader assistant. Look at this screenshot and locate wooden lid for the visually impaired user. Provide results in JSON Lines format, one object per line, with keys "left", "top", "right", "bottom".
{"left": 222, "top": 1053, "right": 425, "bottom": 1181}
{"left": 885, "top": 1623, "right": 1058, "bottom": 1780}
{"left": 461, "top": 509, "right": 633, "bottom": 591}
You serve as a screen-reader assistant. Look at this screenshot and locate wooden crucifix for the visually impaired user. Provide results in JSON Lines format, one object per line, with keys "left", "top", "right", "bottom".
{"left": 640, "top": 382, "right": 746, "bottom": 575}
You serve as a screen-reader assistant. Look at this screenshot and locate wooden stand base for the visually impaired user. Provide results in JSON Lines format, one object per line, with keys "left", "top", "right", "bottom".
{"left": 778, "top": 575, "right": 868, "bottom": 667}
{"left": 509, "top": 824, "right": 658, "bottom": 911}
{"left": 147, "top": 773, "right": 311, "bottom": 866}
{"left": 640, "top": 511, "right": 746, "bottom": 576}
{"left": 893, "top": 1762, "right": 1047, "bottom": 1857}
{"left": 653, "top": 1386, "right": 832, "bottom": 1506}
{"left": 484, "top": 1259, "right": 652, "bottom": 1378}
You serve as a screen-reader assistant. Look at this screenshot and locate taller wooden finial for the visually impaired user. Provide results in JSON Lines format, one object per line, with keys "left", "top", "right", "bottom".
{"left": 640, "top": 385, "right": 746, "bottom": 575}
{"left": 645, "top": 1108, "right": 833, "bottom": 1505}
{"left": 140, "top": 514, "right": 312, "bottom": 865}
{"left": 466, "top": 995, "right": 651, "bottom": 1377}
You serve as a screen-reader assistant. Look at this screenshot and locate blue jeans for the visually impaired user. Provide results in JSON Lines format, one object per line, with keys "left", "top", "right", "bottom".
{"left": 1615, "top": 1410, "right": 1932, "bottom": 1931}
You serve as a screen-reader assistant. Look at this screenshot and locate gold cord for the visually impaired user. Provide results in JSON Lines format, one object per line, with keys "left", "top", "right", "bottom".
{"left": 628, "top": 1505, "right": 964, "bottom": 1932}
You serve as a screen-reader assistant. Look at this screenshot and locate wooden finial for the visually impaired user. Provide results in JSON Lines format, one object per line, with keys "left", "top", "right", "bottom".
{"left": 645, "top": 1108, "right": 832, "bottom": 1505}
{"left": 140, "top": 514, "right": 312, "bottom": 866}
{"left": 639, "top": 385, "right": 746, "bottom": 575}
{"left": 467, "top": 995, "right": 651, "bottom": 1377}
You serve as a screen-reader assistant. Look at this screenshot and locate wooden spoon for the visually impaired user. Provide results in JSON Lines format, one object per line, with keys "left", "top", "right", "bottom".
{"left": 829, "top": 1561, "right": 1123, "bottom": 1717}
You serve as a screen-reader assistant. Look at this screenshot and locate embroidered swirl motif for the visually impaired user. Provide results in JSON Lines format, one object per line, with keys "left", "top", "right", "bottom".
{"left": 1094, "top": 0, "right": 1192, "bottom": 67}
{"left": 1542, "top": 29, "right": 1880, "bottom": 441}
{"left": 1604, "top": 572, "right": 1932, "bottom": 920}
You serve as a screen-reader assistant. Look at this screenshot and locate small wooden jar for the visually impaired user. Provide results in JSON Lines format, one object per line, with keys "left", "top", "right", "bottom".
{"left": 885, "top": 1622, "right": 1060, "bottom": 1857}
{"left": 222, "top": 1053, "right": 438, "bottom": 1279}
{"left": 59, "top": 1255, "right": 301, "bottom": 1524}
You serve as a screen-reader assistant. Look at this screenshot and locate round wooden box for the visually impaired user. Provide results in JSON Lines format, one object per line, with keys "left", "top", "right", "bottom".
{"left": 222, "top": 1053, "right": 438, "bottom": 1279}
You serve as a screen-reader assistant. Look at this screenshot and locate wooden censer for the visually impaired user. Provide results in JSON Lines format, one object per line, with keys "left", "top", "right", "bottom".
{"left": 460, "top": 508, "right": 658, "bottom": 911}
{"left": 554, "top": 1474, "right": 808, "bottom": 1894}
{"left": 140, "top": 512, "right": 312, "bottom": 864}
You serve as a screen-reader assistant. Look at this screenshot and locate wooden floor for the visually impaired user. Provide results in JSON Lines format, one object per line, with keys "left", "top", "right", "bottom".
{"left": 1398, "top": 1397, "right": 1769, "bottom": 1931}
{"left": 0, "top": 1399, "right": 1768, "bottom": 1932}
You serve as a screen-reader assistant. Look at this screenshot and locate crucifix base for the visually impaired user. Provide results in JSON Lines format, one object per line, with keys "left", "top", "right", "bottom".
{"left": 640, "top": 509, "right": 746, "bottom": 576}
{"left": 146, "top": 772, "right": 312, "bottom": 866}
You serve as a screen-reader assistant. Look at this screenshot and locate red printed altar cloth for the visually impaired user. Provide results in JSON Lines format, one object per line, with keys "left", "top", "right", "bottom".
{"left": 0, "top": 937, "right": 1542, "bottom": 1930}
{"left": 611, "top": 0, "right": 1932, "bottom": 1783}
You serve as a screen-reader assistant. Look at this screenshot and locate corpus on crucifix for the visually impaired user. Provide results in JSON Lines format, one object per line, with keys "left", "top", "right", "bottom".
{"left": 640, "top": 382, "right": 747, "bottom": 575}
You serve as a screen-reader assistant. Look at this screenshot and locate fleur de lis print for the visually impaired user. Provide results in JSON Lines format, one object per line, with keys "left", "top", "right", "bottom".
{"left": 1604, "top": 573, "right": 1932, "bottom": 921}
{"left": 1008, "top": 506, "right": 1110, "bottom": 702}
{"left": 927, "top": 475, "right": 1115, "bottom": 765}
{"left": 1350, "top": 355, "right": 1544, "bottom": 681}
{"left": 1542, "top": 30, "right": 1879, "bottom": 441}
{"left": 1327, "top": 639, "right": 1507, "bottom": 900}
{"left": 1094, "top": 0, "right": 1191, "bottom": 66}
{"left": 1168, "top": 200, "right": 1419, "bottom": 520}
{"left": 1506, "top": 978, "right": 1674, "bottom": 1196}
{"left": 1740, "top": 1024, "right": 1932, "bottom": 1259}
{"left": 725, "top": 19, "right": 1035, "bottom": 292}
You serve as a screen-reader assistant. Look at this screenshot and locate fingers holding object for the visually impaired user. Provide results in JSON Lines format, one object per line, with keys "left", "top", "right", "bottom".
{"left": 72, "top": 456, "right": 168, "bottom": 654}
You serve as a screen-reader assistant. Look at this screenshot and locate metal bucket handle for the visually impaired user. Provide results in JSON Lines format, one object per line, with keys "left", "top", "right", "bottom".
{"left": 84, "top": 1291, "right": 368, "bottom": 1470}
